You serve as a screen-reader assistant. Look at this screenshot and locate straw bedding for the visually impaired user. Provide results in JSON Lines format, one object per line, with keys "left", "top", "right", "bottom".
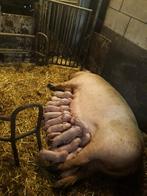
{"left": 0, "top": 63, "right": 146, "bottom": 196}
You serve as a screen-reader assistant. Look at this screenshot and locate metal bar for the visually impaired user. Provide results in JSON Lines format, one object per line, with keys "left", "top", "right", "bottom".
{"left": 61, "top": 6, "right": 71, "bottom": 65}
{"left": 59, "top": 0, "right": 79, "bottom": 4}
{"left": 43, "top": 0, "right": 48, "bottom": 33}
{"left": 35, "top": 51, "right": 46, "bottom": 57}
{"left": 50, "top": 2, "right": 56, "bottom": 60}
{"left": 35, "top": 105, "right": 44, "bottom": 150}
{"left": 11, "top": 141, "right": 19, "bottom": 166}
{"left": 45, "top": 0, "right": 93, "bottom": 67}
{"left": 67, "top": 8, "right": 77, "bottom": 66}
{"left": 74, "top": 11, "right": 88, "bottom": 65}
{"left": 0, "top": 131, "right": 37, "bottom": 142}
{"left": 52, "top": 1, "right": 57, "bottom": 63}
{"left": 72, "top": 9, "right": 82, "bottom": 66}
{"left": 64, "top": 7, "right": 75, "bottom": 66}
{"left": 0, "top": 136, "right": 11, "bottom": 142}
{"left": 58, "top": 5, "right": 67, "bottom": 62}
{"left": 15, "top": 129, "right": 37, "bottom": 140}
{"left": 39, "top": 0, "right": 44, "bottom": 32}
{"left": 47, "top": 1, "right": 53, "bottom": 56}
{"left": 0, "top": 115, "right": 11, "bottom": 121}
{"left": 42, "top": 0, "right": 46, "bottom": 33}
{"left": 54, "top": 3, "right": 63, "bottom": 64}
{"left": 49, "top": 0, "right": 92, "bottom": 12}
{"left": 90, "top": 0, "right": 104, "bottom": 34}
{"left": 0, "top": 49, "right": 33, "bottom": 53}
{"left": 79, "top": 12, "right": 92, "bottom": 66}
{"left": 9, "top": 103, "right": 43, "bottom": 166}
{"left": 44, "top": 0, "right": 49, "bottom": 36}
{"left": 36, "top": 32, "right": 49, "bottom": 64}
{"left": 0, "top": 32, "right": 35, "bottom": 38}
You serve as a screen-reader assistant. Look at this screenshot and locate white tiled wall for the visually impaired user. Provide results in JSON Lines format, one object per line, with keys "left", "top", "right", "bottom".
{"left": 104, "top": 0, "right": 147, "bottom": 50}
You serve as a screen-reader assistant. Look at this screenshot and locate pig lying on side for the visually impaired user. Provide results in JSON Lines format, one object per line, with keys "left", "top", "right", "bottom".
{"left": 40, "top": 71, "right": 144, "bottom": 188}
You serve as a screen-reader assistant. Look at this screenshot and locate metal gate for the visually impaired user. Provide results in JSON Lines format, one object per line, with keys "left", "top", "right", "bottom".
{"left": 36, "top": 0, "right": 93, "bottom": 67}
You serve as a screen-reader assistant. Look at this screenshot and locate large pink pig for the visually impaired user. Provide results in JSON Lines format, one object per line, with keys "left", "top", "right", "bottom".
{"left": 43, "top": 71, "right": 144, "bottom": 187}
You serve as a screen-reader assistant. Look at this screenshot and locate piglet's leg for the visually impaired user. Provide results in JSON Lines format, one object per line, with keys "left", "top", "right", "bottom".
{"left": 39, "top": 149, "right": 68, "bottom": 163}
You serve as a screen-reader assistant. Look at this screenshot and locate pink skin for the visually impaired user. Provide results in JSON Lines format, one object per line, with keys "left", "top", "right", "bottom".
{"left": 47, "top": 122, "right": 71, "bottom": 133}
{"left": 51, "top": 126, "right": 82, "bottom": 147}
{"left": 51, "top": 96, "right": 73, "bottom": 102}
{"left": 43, "top": 105, "right": 60, "bottom": 112}
{"left": 55, "top": 138, "right": 81, "bottom": 153}
{"left": 60, "top": 105, "right": 70, "bottom": 112}
{"left": 49, "top": 71, "right": 144, "bottom": 188}
{"left": 76, "top": 147, "right": 82, "bottom": 153}
{"left": 51, "top": 96, "right": 60, "bottom": 101}
{"left": 66, "top": 147, "right": 83, "bottom": 161}
{"left": 80, "top": 133, "right": 91, "bottom": 147}
{"left": 47, "top": 132, "right": 61, "bottom": 140}
{"left": 41, "top": 89, "right": 91, "bottom": 168}
{"left": 44, "top": 113, "right": 71, "bottom": 130}
{"left": 44, "top": 105, "right": 70, "bottom": 113}
{"left": 54, "top": 91, "right": 73, "bottom": 99}
{"left": 39, "top": 149, "right": 68, "bottom": 163}
{"left": 47, "top": 98, "right": 71, "bottom": 106}
{"left": 44, "top": 112, "right": 62, "bottom": 121}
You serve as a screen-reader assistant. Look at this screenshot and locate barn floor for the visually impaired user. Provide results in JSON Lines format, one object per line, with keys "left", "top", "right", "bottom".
{"left": 0, "top": 63, "right": 147, "bottom": 196}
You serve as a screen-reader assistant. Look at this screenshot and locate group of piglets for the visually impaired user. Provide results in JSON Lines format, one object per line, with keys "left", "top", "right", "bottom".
{"left": 39, "top": 90, "right": 91, "bottom": 164}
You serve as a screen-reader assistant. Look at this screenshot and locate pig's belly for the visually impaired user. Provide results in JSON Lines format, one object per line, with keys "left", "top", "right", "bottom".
{"left": 70, "top": 96, "right": 98, "bottom": 136}
{"left": 71, "top": 91, "right": 123, "bottom": 134}
{"left": 70, "top": 85, "right": 141, "bottom": 148}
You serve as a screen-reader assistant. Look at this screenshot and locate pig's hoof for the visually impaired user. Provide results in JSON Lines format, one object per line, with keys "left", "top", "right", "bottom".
{"left": 54, "top": 175, "right": 77, "bottom": 188}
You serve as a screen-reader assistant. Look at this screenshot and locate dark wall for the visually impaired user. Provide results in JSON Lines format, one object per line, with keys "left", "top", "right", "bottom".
{"left": 101, "top": 27, "right": 147, "bottom": 132}
{"left": 0, "top": 0, "right": 36, "bottom": 15}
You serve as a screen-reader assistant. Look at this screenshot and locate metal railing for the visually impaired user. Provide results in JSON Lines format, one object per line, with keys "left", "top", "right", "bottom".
{"left": 0, "top": 103, "right": 43, "bottom": 166}
{"left": 0, "top": 32, "right": 49, "bottom": 65}
{"left": 37, "top": 0, "right": 93, "bottom": 67}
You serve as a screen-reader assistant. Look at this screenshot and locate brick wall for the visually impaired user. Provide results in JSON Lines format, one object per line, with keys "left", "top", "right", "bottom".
{"left": 104, "top": 0, "right": 147, "bottom": 50}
